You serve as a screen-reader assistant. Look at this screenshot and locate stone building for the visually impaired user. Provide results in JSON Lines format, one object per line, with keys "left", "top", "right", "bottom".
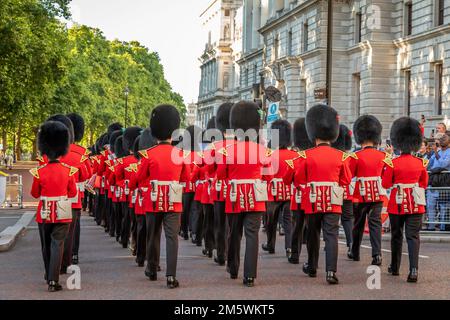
{"left": 185, "top": 102, "right": 198, "bottom": 126}
{"left": 198, "top": 0, "right": 449, "bottom": 136}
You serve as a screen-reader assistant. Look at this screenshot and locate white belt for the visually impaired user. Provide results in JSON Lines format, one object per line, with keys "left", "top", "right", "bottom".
{"left": 394, "top": 183, "right": 418, "bottom": 189}
{"left": 357, "top": 176, "right": 381, "bottom": 183}
{"left": 151, "top": 180, "right": 177, "bottom": 187}
{"left": 40, "top": 196, "right": 68, "bottom": 201}
{"left": 195, "top": 180, "right": 207, "bottom": 187}
{"left": 230, "top": 179, "right": 261, "bottom": 185}
{"left": 271, "top": 178, "right": 284, "bottom": 184}
{"left": 307, "top": 182, "right": 338, "bottom": 189}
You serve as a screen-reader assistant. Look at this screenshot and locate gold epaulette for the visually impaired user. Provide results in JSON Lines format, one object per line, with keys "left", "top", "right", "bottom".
{"left": 297, "top": 150, "right": 307, "bottom": 159}
{"left": 139, "top": 150, "right": 148, "bottom": 159}
{"left": 81, "top": 154, "right": 89, "bottom": 162}
{"left": 266, "top": 148, "right": 274, "bottom": 157}
{"left": 217, "top": 143, "right": 235, "bottom": 157}
{"left": 285, "top": 159, "right": 295, "bottom": 169}
{"left": 422, "top": 158, "right": 429, "bottom": 167}
{"left": 69, "top": 167, "right": 79, "bottom": 177}
{"left": 30, "top": 168, "right": 40, "bottom": 179}
{"left": 109, "top": 166, "right": 115, "bottom": 173}
{"left": 342, "top": 152, "right": 358, "bottom": 161}
{"left": 117, "top": 158, "right": 123, "bottom": 165}
{"left": 105, "top": 160, "right": 112, "bottom": 167}
{"left": 383, "top": 153, "right": 394, "bottom": 168}
{"left": 36, "top": 155, "right": 44, "bottom": 163}
{"left": 196, "top": 151, "right": 204, "bottom": 159}
{"left": 183, "top": 150, "right": 191, "bottom": 159}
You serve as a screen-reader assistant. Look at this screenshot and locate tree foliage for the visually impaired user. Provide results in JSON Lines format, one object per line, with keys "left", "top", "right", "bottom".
{"left": 0, "top": 0, "right": 185, "bottom": 159}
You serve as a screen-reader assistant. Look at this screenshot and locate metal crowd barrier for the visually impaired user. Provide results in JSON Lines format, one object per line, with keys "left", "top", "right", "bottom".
{"left": 0, "top": 174, "right": 24, "bottom": 209}
{"left": 424, "top": 187, "right": 450, "bottom": 231}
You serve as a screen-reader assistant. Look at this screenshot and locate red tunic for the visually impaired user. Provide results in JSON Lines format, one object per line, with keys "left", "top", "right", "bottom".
{"left": 136, "top": 143, "right": 191, "bottom": 213}
{"left": 382, "top": 154, "right": 429, "bottom": 215}
{"left": 216, "top": 141, "right": 273, "bottom": 214}
{"left": 352, "top": 147, "right": 389, "bottom": 203}
{"left": 267, "top": 148, "right": 299, "bottom": 202}
{"left": 283, "top": 150, "right": 307, "bottom": 211}
{"left": 209, "top": 139, "right": 237, "bottom": 202}
{"left": 30, "top": 162, "right": 78, "bottom": 224}
{"left": 295, "top": 145, "right": 352, "bottom": 214}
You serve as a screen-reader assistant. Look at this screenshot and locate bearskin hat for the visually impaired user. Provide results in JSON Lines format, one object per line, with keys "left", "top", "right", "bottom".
{"left": 332, "top": 124, "right": 352, "bottom": 151}
{"left": 293, "top": 118, "right": 314, "bottom": 150}
{"left": 38, "top": 121, "right": 70, "bottom": 160}
{"left": 132, "top": 136, "right": 141, "bottom": 159}
{"left": 108, "top": 122, "right": 123, "bottom": 136}
{"left": 109, "top": 130, "right": 123, "bottom": 154}
{"left": 150, "top": 104, "right": 180, "bottom": 141}
{"left": 114, "top": 136, "right": 127, "bottom": 158}
{"left": 139, "top": 128, "right": 157, "bottom": 150}
{"left": 353, "top": 115, "right": 382, "bottom": 145}
{"left": 46, "top": 114, "right": 75, "bottom": 144}
{"left": 66, "top": 113, "right": 85, "bottom": 143}
{"left": 123, "top": 126, "right": 142, "bottom": 152}
{"left": 207, "top": 116, "right": 216, "bottom": 130}
{"left": 216, "top": 102, "right": 234, "bottom": 132}
{"left": 184, "top": 125, "right": 202, "bottom": 151}
{"left": 271, "top": 119, "right": 292, "bottom": 149}
{"left": 305, "top": 104, "right": 339, "bottom": 143}
{"left": 230, "top": 101, "right": 261, "bottom": 132}
{"left": 390, "top": 117, "right": 423, "bottom": 154}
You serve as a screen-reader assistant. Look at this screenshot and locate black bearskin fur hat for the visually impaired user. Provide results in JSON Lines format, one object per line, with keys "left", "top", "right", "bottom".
{"left": 293, "top": 118, "right": 314, "bottom": 150}
{"left": 150, "top": 104, "right": 180, "bottom": 141}
{"left": 390, "top": 117, "right": 423, "bottom": 154}
{"left": 216, "top": 102, "right": 234, "bottom": 132}
{"left": 114, "top": 136, "right": 127, "bottom": 158}
{"left": 46, "top": 114, "right": 75, "bottom": 144}
{"left": 305, "top": 104, "right": 339, "bottom": 143}
{"left": 109, "top": 130, "right": 123, "bottom": 154}
{"left": 332, "top": 124, "right": 352, "bottom": 151}
{"left": 38, "top": 121, "right": 70, "bottom": 160}
{"left": 108, "top": 123, "right": 123, "bottom": 137}
{"left": 271, "top": 119, "right": 292, "bottom": 149}
{"left": 123, "top": 126, "right": 142, "bottom": 152}
{"left": 66, "top": 113, "right": 85, "bottom": 143}
{"left": 184, "top": 125, "right": 202, "bottom": 151}
{"left": 353, "top": 115, "right": 382, "bottom": 145}
{"left": 230, "top": 101, "right": 261, "bottom": 132}
{"left": 139, "top": 128, "right": 157, "bottom": 150}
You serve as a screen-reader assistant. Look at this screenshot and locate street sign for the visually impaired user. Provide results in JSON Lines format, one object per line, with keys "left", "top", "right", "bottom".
{"left": 314, "top": 88, "right": 327, "bottom": 100}
{"left": 266, "top": 101, "right": 280, "bottom": 124}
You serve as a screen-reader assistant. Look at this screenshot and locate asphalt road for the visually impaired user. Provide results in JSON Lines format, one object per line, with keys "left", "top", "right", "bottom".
{"left": 1, "top": 212, "right": 450, "bottom": 300}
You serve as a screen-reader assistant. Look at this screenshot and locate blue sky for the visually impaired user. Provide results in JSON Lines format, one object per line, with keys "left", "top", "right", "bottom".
{"left": 69, "top": 0, "right": 211, "bottom": 104}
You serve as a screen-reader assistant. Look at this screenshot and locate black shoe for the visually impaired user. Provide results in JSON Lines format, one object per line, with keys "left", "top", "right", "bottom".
{"left": 230, "top": 274, "right": 238, "bottom": 279}
{"left": 347, "top": 250, "right": 360, "bottom": 261}
{"left": 326, "top": 271, "right": 339, "bottom": 285}
{"left": 116, "top": 235, "right": 120, "bottom": 242}
{"left": 48, "top": 281, "right": 63, "bottom": 292}
{"left": 131, "top": 249, "right": 137, "bottom": 256}
{"left": 167, "top": 276, "right": 179, "bottom": 289}
{"left": 214, "top": 257, "right": 226, "bottom": 266}
{"left": 302, "top": 263, "right": 317, "bottom": 278}
{"left": 202, "top": 249, "right": 213, "bottom": 258}
{"left": 72, "top": 254, "right": 79, "bottom": 265}
{"left": 288, "top": 256, "right": 299, "bottom": 264}
{"left": 145, "top": 271, "right": 157, "bottom": 281}
{"left": 243, "top": 277, "right": 255, "bottom": 287}
{"left": 407, "top": 268, "right": 418, "bottom": 283}
{"left": 262, "top": 243, "right": 275, "bottom": 254}
{"left": 137, "top": 262, "right": 145, "bottom": 267}
{"left": 105, "top": 228, "right": 109, "bottom": 233}
{"left": 371, "top": 255, "right": 382, "bottom": 266}
{"left": 388, "top": 265, "right": 400, "bottom": 276}
{"left": 286, "top": 248, "right": 292, "bottom": 258}
{"left": 60, "top": 266, "right": 67, "bottom": 275}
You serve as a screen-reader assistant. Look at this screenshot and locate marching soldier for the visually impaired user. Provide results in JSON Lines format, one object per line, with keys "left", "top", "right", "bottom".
{"left": 210, "top": 102, "right": 234, "bottom": 266}
{"left": 262, "top": 119, "right": 297, "bottom": 257}
{"left": 348, "top": 115, "right": 386, "bottom": 266}
{"left": 137, "top": 104, "right": 191, "bottom": 289}
{"left": 382, "top": 117, "right": 428, "bottom": 282}
{"left": 283, "top": 118, "right": 314, "bottom": 264}
{"left": 296, "top": 104, "right": 352, "bottom": 284}
{"left": 31, "top": 121, "right": 78, "bottom": 292}
{"left": 216, "top": 101, "right": 273, "bottom": 287}
{"left": 66, "top": 113, "right": 92, "bottom": 265}
{"left": 45, "top": 114, "right": 90, "bottom": 274}
{"left": 331, "top": 124, "right": 356, "bottom": 257}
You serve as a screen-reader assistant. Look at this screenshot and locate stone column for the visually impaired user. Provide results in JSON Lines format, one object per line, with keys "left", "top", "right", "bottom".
{"left": 283, "top": 62, "right": 302, "bottom": 122}
{"left": 252, "top": 0, "right": 261, "bottom": 50}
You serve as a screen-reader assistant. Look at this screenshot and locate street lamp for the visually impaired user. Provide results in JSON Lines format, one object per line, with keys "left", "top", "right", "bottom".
{"left": 124, "top": 86, "right": 129, "bottom": 127}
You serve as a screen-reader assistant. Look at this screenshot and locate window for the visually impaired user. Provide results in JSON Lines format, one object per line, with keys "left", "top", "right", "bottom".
{"left": 355, "top": 11, "right": 362, "bottom": 43}
{"left": 274, "top": 36, "right": 280, "bottom": 61}
{"left": 253, "top": 64, "right": 258, "bottom": 84}
{"left": 287, "top": 29, "right": 293, "bottom": 56}
{"left": 404, "top": 70, "right": 411, "bottom": 116}
{"left": 436, "top": 63, "right": 443, "bottom": 115}
{"left": 303, "top": 22, "right": 309, "bottom": 52}
{"left": 437, "top": 0, "right": 445, "bottom": 26}
{"left": 405, "top": 2, "right": 413, "bottom": 36}
{"left": 224, "top": 9, "right": 230, "bottom": 17}
{"left": 353, "top": 73, "right": 361, "bottom": 116}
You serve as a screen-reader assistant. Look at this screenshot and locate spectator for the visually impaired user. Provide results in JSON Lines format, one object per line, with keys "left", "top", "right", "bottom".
{"left": 416, "top": 139, "right": 428, "bottom": 158}
{"left": 427, "top": 133, "right": 450, "bottom": 231}
{"left": 436, "top": 122, "right": 447, "bottom": 134}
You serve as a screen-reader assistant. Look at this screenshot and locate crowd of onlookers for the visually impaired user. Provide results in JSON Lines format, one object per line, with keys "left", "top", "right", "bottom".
{"left": 0, "top": 149, "right": 14, "bottom": 170}
{"left": 419, "top": 122, "right": 450, "bottom": 231}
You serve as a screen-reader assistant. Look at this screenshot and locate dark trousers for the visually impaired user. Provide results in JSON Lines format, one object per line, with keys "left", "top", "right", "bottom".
{"left": 265, "top": 201, "right": 292, "bottom": 250}
{"left": 341, "top": 200, "right": 354, "bottom": 247}
{"left": 136, "top": 214, "right": 147, "bottom": 265}
{"left": 181, "top": 193, "right": 195, "bottom": 236}
{"left": 108, "top": 200, "right": 116, "bottom": 237}
{"left": 307, "top": 213, "right": 340, "bottom": 272}
{"left": 203, "top": 204, "right": 215, "bottom": 251}
{"left": 100, "top": 196, "right": 108, "bottom": 227}
{"left": 145, "top": 212, "right": 180, "bottom": 277}
{"left": 95, "top": 194, "right": 105, "bottom": 225}
{"left": 130, "top": 207, "right": 137, "bottom": 251}
{"left": 214, "top": 201, "right": 227, "bottom": 261}
{"left": 62, "top": 209, "right": 80, "bottom": 268}
{"left": 291, "top": 209, "right": 306, "bottom": 260}
{"left": 194, "top": 201, "right": 204, "bottom": 245}
{"left": 38, "top": 223, "right": 70, "bottom": 283}
{"left": 114, "top": 202, "right": 123, "bottom": 239}
{"left": 82, "top": 191, "right": 88, "bottom": 211}
{"left": 73, "top": 210, "right": 81, "bottom": 256}
{"left": 227, "top": 212, "right": 262, "bottom": 278}
{"left": 88, "top": 193, "right": 94, "bottom": 214}
{"left": 389, "top": 214, "right": 422, "bottom": 271}
{"left": 121, "top": 203, "right": 131, "bottom": 247}
{"left": 104, "top": 197, "right": 111, "bottom": 231}
{"left": 352, "top": 202, "right": 383, "bottom": 258}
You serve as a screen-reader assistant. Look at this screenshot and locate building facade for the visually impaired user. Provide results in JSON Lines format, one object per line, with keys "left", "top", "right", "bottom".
{"left": 198, "top": 0, "right": 449, "bottom": 137}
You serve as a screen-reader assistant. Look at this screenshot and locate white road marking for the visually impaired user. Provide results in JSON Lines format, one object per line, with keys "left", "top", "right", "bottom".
{"left": 338, "top": 241, "right": 429, "bottom": 259}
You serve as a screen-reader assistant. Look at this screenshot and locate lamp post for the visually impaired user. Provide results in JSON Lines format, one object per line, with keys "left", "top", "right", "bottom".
{"left": 124, "top": 86, "right": 129, "bottom": 127}
{"left": 325, "top": 0, "right": 333, "bottom": 105}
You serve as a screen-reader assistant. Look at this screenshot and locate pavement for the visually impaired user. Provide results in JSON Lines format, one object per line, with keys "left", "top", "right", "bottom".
{"left": 1, "top": 211, "right": 450, "bottom": 300}
{"left": 0, "top": 210, "right": 35, "bottom": 252}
